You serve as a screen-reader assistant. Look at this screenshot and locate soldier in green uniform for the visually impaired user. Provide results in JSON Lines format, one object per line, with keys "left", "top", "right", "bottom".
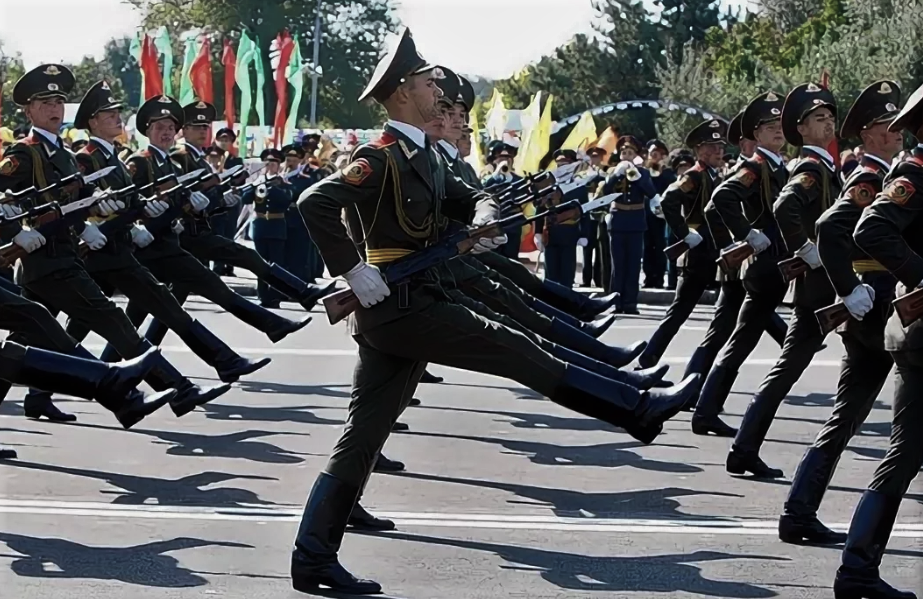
{"left": 835, "top": 83, "right": 923, "bottom": 599}
{"left": 0, "top": 65, "right": 230, "bottom": 418}
{"left": 59, "top": 81, "right": 270, "bottom": 384}
{"left": 779, "top": 81, "right": 902, "bottom": 547}
{"left": 729, "top": 82, "right": 840, "bottom": 478}
{"left": 98, "top": 96, "right": 310, "bottom": 362}
{"left": 288, "top": 28, "right": 698, "bottom": 595}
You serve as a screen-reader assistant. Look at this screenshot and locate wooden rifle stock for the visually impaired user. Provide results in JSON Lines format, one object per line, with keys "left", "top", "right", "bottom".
{"left": 893, "top": 287, "right": 923, "bottom": 328}
{"left": 664, "top": 240, "right": 690, "bottom": 261}
{"left": 815, "top": 303, "right": 850, "bottom": 335}
{"left": 717, "top": 242, "right": 754, "bottom": 273}
{"left": 323, "top": 289, "right": 361, "bottom": 325}
{"left": 778, "top": 256, "right": 810, "bottom": 282}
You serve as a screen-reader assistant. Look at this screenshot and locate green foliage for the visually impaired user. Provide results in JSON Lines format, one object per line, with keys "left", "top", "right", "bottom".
{"left": 0, "top": 43, "right": 26, "bottom": 129}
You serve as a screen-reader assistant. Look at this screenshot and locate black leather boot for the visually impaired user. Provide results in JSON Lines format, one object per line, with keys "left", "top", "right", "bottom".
{"left": 23, "top": 391, "right": 76, "bottom": 422}
{"left": 291, "top": 472, "right": 382, "bottom": 595}
{"left": 391, "top": 421, "right": 409, "bottom": 432}
{"left": 264, "top": 263, "right": 337, "bottom": 311}
{"left": 538, "top": 279, "right": 618, "bottom": 320}
{"left": 408, "top": 397, "right": 422, "bottom": 406}
{"left": 527, "top": 296, "right": 615, "bottom": 338}
{"left": 348, "top": 503, "right": 396, "bottom": 532}
{"left": 223, "top": 293, "right": 313, "bottom": 343}
{"left": 419, "top": 370, "right": 443, "bottom": 384}
{"left": 779, "top": 446, "right": 846, "bottom": 545}
{"left": 141, "top": 349, "right": 231, "bottom": 417}
{"left": 550, "top": 344, "right": 669, "bottom": 390}
{"left": 582, "top": 313, "right": 617, "bottom": 338}
{"left": 833, "top": 491, "right": 916, "bottom": 599}
{"left": 726, "top": 448, "right": 784, "bottom": 478}
{"left": 373, "top": 454, "right": 405, "bottom": 473}
{"left": 691, "top": 365, "right": 738, "bottom": 437}
{"left": 179, "top": 320, "right": 272, "bottom": 383}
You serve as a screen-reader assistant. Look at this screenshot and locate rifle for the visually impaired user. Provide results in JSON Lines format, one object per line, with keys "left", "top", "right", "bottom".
{"left": 716, "top": 241, "right": 754, "bottom": 273}
{"left": 322, "top": 192, "right": 622, "bottom": 325}
{"left": 778, "top": 256, "right": 810, "bottom": 282}
{"left": 815, "top": 302, "right": 850, "bottom": 335}
{"left": 0, "top": 184, "right": 134, "bottom": 267}
{"left": 664, "top": 239, "right": 690, "bottom": 261}
{"left": 893, "top": 287, "right": 923, "bottom": 328}
{"left": 0, "top": 167, "right": 116, "bottom": 214}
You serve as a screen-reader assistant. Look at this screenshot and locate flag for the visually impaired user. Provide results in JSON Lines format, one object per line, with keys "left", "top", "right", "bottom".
{"left": 253, "top": 34, "right": 267, "bottom": 129}
{"left": 189, "top": 38, "right": 214, "bottom": 104}
{"left": 561, "top": 111, "right": 597, "bottom": 152}
{"left": 594, "top": 126, "right": 619, "bottom": 158}
{"left": 222, "top": 40, "right": 237, "bottom": 128}
{"left": 270, "top": 32, "right": 295, "bottom": 148}
{"left": 283, "top": 35, "right": 304, "bottom": 146}
{"left": 513, "top": 92, "right": 542, "bottom": 173}
{"left": 179, "top": 30, "right": 202, "bottom": 105}
{"left": 152, "top": 26, "right": 174, "bottom": 96}
{"left": 235, "top": 30, "right": 256, "bottom": 158}
{"left": 465, "top": 109, "right": 485, "bottom": 173}
{"left": 139, "top": 34, "right": 164, "bottom": 101}
{"left": 484, "top": 88, "right": 507, "bottom": 141}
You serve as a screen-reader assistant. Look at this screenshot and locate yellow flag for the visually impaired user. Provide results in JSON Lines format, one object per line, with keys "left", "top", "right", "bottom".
{"left": 595, "top": 126, "right": 619, "bottom": 159}
{"left": 484, "top": 88, "right": 508, "bottom": 142}
{"left": 465, "top": 110, "right": 485, "bottom": 172}
{"left": 561, "top": 111, "right": 597, "bottom": 152}
{"left": 514, "top": 92, "right": 543, "bottom": 174}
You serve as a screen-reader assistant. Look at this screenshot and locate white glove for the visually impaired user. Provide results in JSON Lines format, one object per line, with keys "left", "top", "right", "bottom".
{"left": 80, "top": 222, "right": 107, "bottom": 250}
{"left": 605, "top": 213, "right": 613, "bottom": 227}
{"left": 842, "top": 284, "right": 875, "bottom": 320}
{"left": 577, "top": 237, "right": 588, "bottom": 247}
{"left": 143, "top": 199, "right": 170, "bottom": 218}
{"left": 189, "top": 191, "right": 210, "bottom": 213}
{"left": 12, "top": 228, "right": 46, "bottom": 253}
{"left": 171, "top": 220, "right": 185, "bottom": 235}
{"left": 1, "top": 203, "right": 23, "bottom": 220}
{"left": 471, "top": 234, "right": 509, "bottom": 254}
{"left": 795, "top": 240, "right": 823, "bottom": 269}
{"left": 684, "top": 229, "right": 703, "bottom": 249}
{"left": 222, "top": 190, "right": 241, "bottom": 207}
{"left": 744, "top": 228, "right": 771, "bottom": 254}
{"left": 92, "top": 190, "right": 126, "bottom": 217}
{"left": 343, "top": 261, "right": 390, "bottom": 308}
{"left": 130, "top": 224, "right": 154, "bottom": 248}
{"left": 649, "top": 195, "right": 664, "bottom": 218}
{"left": 533, "top": 234, "right": 544, "bottom": 251}
{"left": 614, "top": 161, "right": 631, "bottom": 177}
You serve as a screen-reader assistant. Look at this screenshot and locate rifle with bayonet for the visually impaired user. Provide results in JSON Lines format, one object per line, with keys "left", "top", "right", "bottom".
{"left": 0, "top": 166, "right": 118, "bottom": 215}
{"left": 322, "top": 191, "right": 622, "bottom": 324}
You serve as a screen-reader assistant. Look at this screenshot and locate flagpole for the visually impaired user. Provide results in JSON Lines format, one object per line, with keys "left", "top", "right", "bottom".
{"left": 309, "top": 0, "right": 322, "bottom": 126}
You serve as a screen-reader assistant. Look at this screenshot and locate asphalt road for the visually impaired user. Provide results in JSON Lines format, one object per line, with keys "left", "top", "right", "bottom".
{"left": 0, "top": 285, "right": 921, "bottom": 598}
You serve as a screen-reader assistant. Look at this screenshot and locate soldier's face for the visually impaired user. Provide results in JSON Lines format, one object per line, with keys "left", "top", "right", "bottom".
{"left": 407, "top": 72, "right": 442, "bottom": 122}
{"left": 423, "top": 104, "right": 449, "bottom": 139}
{"left": 649, "top": 149, "right": 664, "bottom": 163}
{"left": 457, "top": 134, "right": 471, "bottom": 157}
{"left": 861, "top": 122, "right": 904, "bottom": 158}
{"left": 797, "top": 107, "right": 836, "bottom": 144}
{"left": 148, "top": 118, "right": 177, "bottom": 150}
{"left": 285, "top": 156, "right": 300, "bottom": 169}
{"left": 184, "top": 124, "right": 209, "bottom": 147}
{"left": 696, "top": 142, "right": 725, "bottom": 169}
{"left": 266, "top": 159, "right": 281, "bottom": 174}
{"left": 89, "top": 109, "right": 124, "bottom": 141}
{"left": 620, "top": 148, "right": 637, "bottom": 162}
{"left": 216, "top": 137, "right": 233, "bottom": 151}
{"left": 26, "top": 97, "right": 65, "bottom": 131}
{"left": 443, "top": 104, "right": 465, "bottom": 143}
{"left": 754, "top": 120, "right": 785, "bottom": 153}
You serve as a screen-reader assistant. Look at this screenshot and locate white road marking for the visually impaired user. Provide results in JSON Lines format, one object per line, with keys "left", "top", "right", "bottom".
{"left": 0, "top": 499, "right": 919, "bottom": 536}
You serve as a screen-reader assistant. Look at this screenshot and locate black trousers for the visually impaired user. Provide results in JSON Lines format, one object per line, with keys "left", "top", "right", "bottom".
{"left": 642, "top": 263, "right": 715, "bottom": 366}
{"left": 643, "top": 213, "right": 666, "bottom": 288}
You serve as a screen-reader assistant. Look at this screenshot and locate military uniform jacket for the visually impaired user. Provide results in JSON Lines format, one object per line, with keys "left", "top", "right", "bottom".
{"left": 126, "top": 147, "right": 186, "bottom": 260}
{"left": 853, "top": 147, "right": 923, "bottom": 351}
{"left": 243, "top": 179, "right": 293, "bottom": 240}
{"left": 533, "top": 185, "right": 591, "bottom": 247}
{"left": 816, "top": 155, "right": 894, "bottom": 348}
{"left": 299, "top": 123, "right": 498, "bottom": 335}
{"left": 650, "top": 166, "right": 677, "bottom": 196}
{"left": 287, "top": 168, "right": 320, "bottom": 238}
{"left": 662, "top": 161, "right": 720, "bottom": 273}
{"left": 773, "top": 148, "right": 840, "bottom": 309}
{"left": 172, "top": 143, "right": 219, "bottom": 235}
{"left": 600, "top": 166, "right": 657, "bottom": 233}
{"left": 76, "top": 140, "right": 137, "bottom": 271}
{"left": 0, "top": 132, "right": 91, "bottom": 284}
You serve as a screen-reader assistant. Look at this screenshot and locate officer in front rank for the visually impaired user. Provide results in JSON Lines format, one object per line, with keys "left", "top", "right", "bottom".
{"left": 643, "top": 139, "right": 674, "bottom": 289}
{"left": 534, "top": 149, "right": 589, "bottom": 288}
{"left": 599, "top": 135, "right": 659, "bottom": 313}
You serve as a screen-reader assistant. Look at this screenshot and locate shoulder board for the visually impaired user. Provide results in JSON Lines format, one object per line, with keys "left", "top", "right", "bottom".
{"left": 367, "top": 132, "right": 397, "bottom": 149}
{"left": 731, "top": 165, "right": 758, "bottom": 188}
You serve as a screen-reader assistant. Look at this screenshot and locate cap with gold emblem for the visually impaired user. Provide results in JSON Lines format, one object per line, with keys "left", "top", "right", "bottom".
{"left": 281, "top": 144, "right": 305, "bottom": 159}
{"left": 727, "top": 110, "right": 745, "bottom": 146}
{"left": 74, "top": 80, "right": 124, "bottom": 130}
{"left": 616, "top": 135, "right": 642, "bottom": 154}
{"left": 781, "top": 82, "right": 837, "bottom": 146}
{"left": 12, "top": 64, "right": 75, "bottom": 105}
{"left": 183, "top": 101, "right": 218, "bottom": 126}
{"left": 646, "top": 139, "right": 669, "bottom": 155}
{"left": 741, "top": 91, "right": 784, "bottom": 141}
{"left": 261, "top": 148, "right": 285, "bottom": 162}
{"left": 435, "top": 66, "right": 460, "bottom": 107}
{"left": 136, "top": 95, "right": 184, "bottom": 136}
{"left": 684, "top": 118, "right": 729, "bottom": 148}
{"left": 888, "top": 81, "right": 923, "bottom": 137}
{"left": 359, "top": 27, "right": 440, "bottom": 103}
{"left": 840, "top": 80, "right": 901, "bottom": 139}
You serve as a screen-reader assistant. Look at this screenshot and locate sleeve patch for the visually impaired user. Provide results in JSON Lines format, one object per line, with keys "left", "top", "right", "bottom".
{"left": 792, "top": 172, "right": 815, "bottom": 189}
{"left": 882, "top": 178, "right": 915, "bottom": 205}
{"left": 678, "top": 174, "right": 695, "bottom": 193}
{"left": 733, "top": 168, "right": 756, "bottom": 188}
{"left": 342, "top": 158, "right": 373, "bottom": 186}
{"left": 846, "top": 182, "right": 876, "bottom": 207}
{"left": 0, "top": 156, "right": 19, "bottom": 176}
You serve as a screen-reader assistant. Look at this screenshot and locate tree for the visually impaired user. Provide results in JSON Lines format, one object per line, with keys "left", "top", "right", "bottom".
{"left": 0, "top": 41, "right": 27, "bottom": 130}
{"left": 126, "top": 0, "right": 396, "bottom": 128}
{"left": 104, "top": 37, "right": 143, "bottom": 109}
{"left": 656, "top": 0, "right": 723, "bottom": 64}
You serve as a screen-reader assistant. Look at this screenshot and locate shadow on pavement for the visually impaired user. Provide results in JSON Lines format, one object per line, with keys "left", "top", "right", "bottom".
{"left": 396, "top": 430, "right": 702, "bottom": 474}
{"left": 0, "top": 533, "right": 251, "bottom": 588}
{"left": 418, "top": 405, "right": 619, "bottom": 433}
{"left": 202, "top": 401, "right": 344, "bottom": 427}
{"left": 236, "top": 380, "right": 351, "bottom": 399}
{"left": 131, "top": 428, "right": 312, "bottom": 465}
{"left": 361, "top": 531, "right": 784, "bottom": 597}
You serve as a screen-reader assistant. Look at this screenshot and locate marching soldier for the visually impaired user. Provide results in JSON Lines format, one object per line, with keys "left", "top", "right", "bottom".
{"left": 637, "top": 119, "right": 727, "bottom": 369}
{"left": 600, "top": 135, "right": 659, "bottom": 313}
{"left": 289, "top": 28, "right": 697, "bottom": 595}
{"left": 643, "top": 139, "right": 673, "bottom": 289}
{"left": 779, "top": 80, "right": 903, "bottom": 547}
{"left": 835, "top": 82, "right": 923, "bottom": 599}
{"left": 534, "top": 149, "right": 590, "bottom": 288}
{"left": 729, "top": 82, "right": 840, "bottom": 478}
{"left": 0, "top": 65, "right": 230, "bottom": 417}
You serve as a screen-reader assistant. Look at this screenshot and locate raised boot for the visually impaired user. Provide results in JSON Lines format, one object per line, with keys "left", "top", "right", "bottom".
{"left": 373, "top": 454, "right": 405, "bottom": 473}
{"left": 550, "top": 344, "right": 669, "bottom": 390}
{"left": 419, "top": 370, "right": 443, "bottom": 384}
{"left": 582, "top": 313, "right": 617, "bottom": 338}
{"left": 141, "top": 349, "right": 231, "bottom": 417}
{"left": 537, "top": 278, "right": 618, "bottom": 319}
{"left": 779, "top": 447, "right": 846, "bottom": 545}
{"left": 833, "top": 491, "right": 916, "bottom": 599}
{"left": 527, "top": 296, "right": 616, "bottom": 338}
{"left": 547, "top": 318, "right": 646, "bottom": 368}
{"left": 264, "top": 263, "right": 337, "bottom": 311}
{"left": 222, "top": 292, "right": 313, "bottom": 343}
{"left": 178, "top": 320, "right": 272, "bottom": 383}
{"left": 691, "top": 364, "right": 738, "bottom": 437}
{"left": 291, "top": 472, "right": 382, "bottom": 595}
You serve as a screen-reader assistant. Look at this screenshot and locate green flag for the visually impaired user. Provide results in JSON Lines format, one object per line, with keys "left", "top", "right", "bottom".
{"left": 284, "top": 35, "right": 304, "bottom": 146}
{"left": 152, "top": 26, "right": 174, "bottom": 97}
{"left": 253, "top": 34, "right": 266, "bottom": 129}
{"left": 129, "top": 33, "right": 143, "bottom": 108}
{"left": 235, "top": 30, "right": 256, "bottom": 158}
{"left": 179, "top": 30, "right": 201, "bottom": 106}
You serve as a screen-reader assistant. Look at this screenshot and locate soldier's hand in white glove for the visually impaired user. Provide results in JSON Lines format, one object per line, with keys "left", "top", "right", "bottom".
{"left": 1, "top": 202, "right": 23, "bottom": 220}
{"left": 842, "top": 284, "right": 875, "bottom": 320}
{"left": 684, "top": 229, "right": 703, "bottom": 249}
{"left": 130, "top": 224, "right": 154, "bottom": 248}
{"left": 744, "top": 228, "right": 771, "bottom": 254}
{"left": 577, "top": 237, "right": 588, "bottom": 247}
{"left": 171, "top": 219, "right": 185, "bottom": 235}
{"left": 614, "top": 161, "right": 631, "bottom": 177}
{"left": 143, "top": 199, "right": 170, "bottom": 218}
{"left": 796, "top": 240, "right": 823, "bottom": 269}
{"left": 222, "top": 190, "right": 241, "bottom": 207}
{"left": 343, "top": 262, "right": 390, "bottom": 308}
{"left": 649, "top": 195, "right": 664, "bottom": 218}
{"left": 80, "top": 222, "right": 107, "bottom": 250}
{"left": 13, "top": 229, "right": 45, "bottom": 253}
{"left": 91, "top": 189, "right": 126, "bottom": 217}
{"left": 471, "top": 234, "right": 508, "bottom": 254}
{"left": 533, "top": 234, "right": 544, "bottom": 251}
{"left": 189, "top": 191, "right": 210, "bottom": 213}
